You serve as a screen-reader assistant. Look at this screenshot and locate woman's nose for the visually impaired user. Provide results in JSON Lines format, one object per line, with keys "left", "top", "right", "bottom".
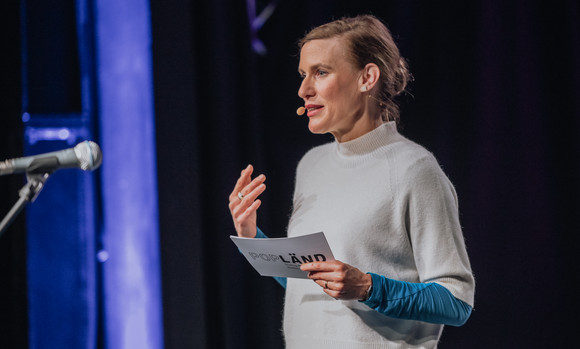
{"left": 298, "top": 77, "right": 314, "bottom": 100}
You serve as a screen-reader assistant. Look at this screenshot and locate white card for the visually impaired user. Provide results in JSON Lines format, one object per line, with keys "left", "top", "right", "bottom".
{"left": 231, "top": 232, "right": 335, "bottom": 278}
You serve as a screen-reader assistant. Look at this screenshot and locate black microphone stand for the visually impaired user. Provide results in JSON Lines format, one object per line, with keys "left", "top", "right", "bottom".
{"left": 0, "top": 157, "right": 56, "bottom": 238}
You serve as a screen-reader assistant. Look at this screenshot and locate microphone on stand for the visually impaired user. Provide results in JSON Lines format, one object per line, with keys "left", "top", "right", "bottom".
{"left": 0, "top": 141, "right": 103, "bottom": 236}
{"left": 0, "top": 141, "right": 102, "bottom": 176}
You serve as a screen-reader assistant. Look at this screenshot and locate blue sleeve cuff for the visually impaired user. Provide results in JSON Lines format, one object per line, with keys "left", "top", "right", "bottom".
{"left": 362, "top": 273, "right": 472, "bottom": 326}
{"left": 255, "top": 227, "right": 268, "bottom": 239}
{"left": 273, "top": 276, "right": 287, "bottom": 288}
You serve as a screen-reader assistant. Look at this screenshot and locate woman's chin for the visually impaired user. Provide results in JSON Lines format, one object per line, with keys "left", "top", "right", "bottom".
{"left": 307, "top": 120, "right": 327, "bottom": 135}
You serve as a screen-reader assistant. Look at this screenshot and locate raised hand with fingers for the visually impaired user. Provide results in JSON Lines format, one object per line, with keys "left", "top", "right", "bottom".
{"left": 228, "top": 164, "right": 266, "bottom": 238}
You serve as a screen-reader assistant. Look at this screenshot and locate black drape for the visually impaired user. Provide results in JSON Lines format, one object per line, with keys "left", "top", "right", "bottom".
{"left": 151, "top": 1, "right": 579, "bottom": 348}
{"left": 2, "top": 0, "right": 579, "bottom": 348}
{"left": 0, "top": 1, "right": 27, "bottom": 348}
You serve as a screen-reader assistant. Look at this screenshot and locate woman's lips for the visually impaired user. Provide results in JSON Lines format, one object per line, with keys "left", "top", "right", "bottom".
{"left": 306, "top": 105, "right": 323, "bottom": 116}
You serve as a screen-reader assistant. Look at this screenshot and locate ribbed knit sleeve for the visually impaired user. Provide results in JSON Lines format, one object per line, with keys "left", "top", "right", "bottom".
{"left": 400, "top": 153, "right": 475, "bottom": 306}
{"left": 362, "top": 273, "right": 472, "bottom": 326}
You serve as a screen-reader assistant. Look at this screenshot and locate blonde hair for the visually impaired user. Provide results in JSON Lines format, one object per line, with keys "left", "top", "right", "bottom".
{"left": 299, "top": 15, "right": 411, "bottom": 123}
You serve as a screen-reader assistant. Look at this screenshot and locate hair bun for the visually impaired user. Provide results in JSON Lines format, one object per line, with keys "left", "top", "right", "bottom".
{"left": 393, "top": 58, "right": 411, "bottom": 97}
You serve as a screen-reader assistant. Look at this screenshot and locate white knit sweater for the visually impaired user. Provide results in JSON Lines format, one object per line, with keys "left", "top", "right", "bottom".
{"left": 283, "top": 122, "right": 475, "bottom": 349}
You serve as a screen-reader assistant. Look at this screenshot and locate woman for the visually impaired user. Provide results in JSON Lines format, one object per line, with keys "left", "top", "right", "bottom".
{"left": 229, "top": 15, "right": 475, "bottom": 348}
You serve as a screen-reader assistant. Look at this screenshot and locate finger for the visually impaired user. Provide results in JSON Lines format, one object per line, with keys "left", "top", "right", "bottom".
{"left": 231, "top": 181, "right": 266, "bottom": 216}
{"left": 229, "top": 165, "right": 252, "bottom": 201}
{"left": 235, "top": 177, "right": 266, "bottom": 211}
{"left": 241, "top": 174, "right": 266, "bottom": 197}
{"left": 322, "top": 288, "right": 345, "bottom": 299}
{"left": 314, "top": 279, "right": 328, "bottom": 289}
{"left": 230, "top": 171, "right": 266, "bottom": 206}
{"left": 314, "top": 280, "right": 346, "bottom": 294}
{"left": 307, "top": 271, "right": 339, "bottom": 283}
{"left": 232, "top": 183, "right": 266, "bottom": 217}
{"left": 237, "top": 199, "right": 262, "bottom": 223}
{"left": 229, "top": 165, "right": 253, "bottom": 201}
{"left": 300, "top": 260, "right": 340, "bottom": 272}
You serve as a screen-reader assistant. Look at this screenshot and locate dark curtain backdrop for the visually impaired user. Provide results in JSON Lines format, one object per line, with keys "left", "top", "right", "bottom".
{"left": 0, "top": 1, "right": 27, "bottom": 348}
{"left": 151, "top": 0, "right": 579, "bottom": 348}
{"left": 2, "top": 0, "right": 579, "bottom": 348}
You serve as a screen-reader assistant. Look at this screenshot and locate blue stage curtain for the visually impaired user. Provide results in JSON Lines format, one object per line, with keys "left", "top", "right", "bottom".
{"left": 23, "top": 0, "right": 163, "bottom": 347}
{"left": 94, "top": 0, "right": 164, "bottom": 348}
{"left": 22, "top": 0, "right": 98, "bottom": 347}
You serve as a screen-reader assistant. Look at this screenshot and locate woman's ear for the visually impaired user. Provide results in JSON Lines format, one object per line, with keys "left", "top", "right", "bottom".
{"left": 359, "top": 63, "right": 380, "bottom": 92}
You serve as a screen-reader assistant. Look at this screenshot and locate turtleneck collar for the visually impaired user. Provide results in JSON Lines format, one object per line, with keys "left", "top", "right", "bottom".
{"left": 334, "top": 121, "right": 399, "bottom": 158}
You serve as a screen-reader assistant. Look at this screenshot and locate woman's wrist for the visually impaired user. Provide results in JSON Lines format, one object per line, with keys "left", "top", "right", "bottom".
{"left": 359, "top": 273, "right": 374, "bottom": 301}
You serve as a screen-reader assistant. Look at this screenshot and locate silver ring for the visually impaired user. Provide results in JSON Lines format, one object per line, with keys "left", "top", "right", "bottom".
{"left": 237, "top": 191, "right": 244, "bottom": 201}
{"left": 324, "top": 281, "right": 328, "bottom": 289}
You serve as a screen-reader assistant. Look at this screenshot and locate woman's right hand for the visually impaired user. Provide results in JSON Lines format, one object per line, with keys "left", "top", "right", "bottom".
{"left": 228, "top": 164, "right": 266, "bottom": 238}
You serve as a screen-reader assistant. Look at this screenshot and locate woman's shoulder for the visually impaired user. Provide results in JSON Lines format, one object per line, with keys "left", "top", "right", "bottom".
{"left": 389, "top": 136, "right": 447, "bottom": 179}
{"left": 384, "top": 133, "right": 434, "bottom": 162}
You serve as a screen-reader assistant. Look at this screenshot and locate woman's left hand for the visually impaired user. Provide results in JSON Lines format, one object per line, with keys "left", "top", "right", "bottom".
{"left": 300, "top": 260, "right": 372, "bottom": 301}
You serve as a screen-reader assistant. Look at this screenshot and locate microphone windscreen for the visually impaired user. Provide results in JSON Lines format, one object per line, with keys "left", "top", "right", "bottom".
{"left": 74, "top": 141, "right": 103, "bottom": 171}
{"left": 296, "top": 106, "right": 305, "bottom": 116}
